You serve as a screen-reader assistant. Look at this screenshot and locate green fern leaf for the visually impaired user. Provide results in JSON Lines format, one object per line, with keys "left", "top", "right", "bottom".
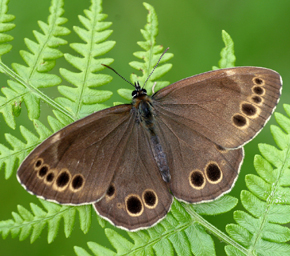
{"left": 225, "top": 104, "right": 290, "bottom": 255}
{"left": 212, "top": 30, "right": 236, "bottom": 70}
{"left": 58, "top": 0, "right": 115, "bottom": 119}
{"left": 0, "top": 119, "right": 53, "bottom": 179}
{"left": 116, "top": 2, "right": 173, "bottom": 101}
{"left": 0, "top": 0, "right": 69, "bottom": 129}
{"left": 0, "top": 199, "right": 92, "bottom": 244}
{"left": 76, "top": 196, "right": 237, "bottom": 256}
{"left": 1, "top": 0, "right": 116, "bottom": 244}
{"left": 0, "top": 0, "right": 15, "bottom": 57}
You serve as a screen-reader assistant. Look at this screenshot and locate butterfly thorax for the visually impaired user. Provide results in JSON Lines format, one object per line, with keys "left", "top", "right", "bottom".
{"left": 132, "top": 82, "right": 171, "bottom": 183}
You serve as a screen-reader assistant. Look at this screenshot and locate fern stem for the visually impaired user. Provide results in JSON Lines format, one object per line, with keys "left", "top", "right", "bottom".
{"left": 0, "top": 61, "right": 75, "bottom": 121}
{"left": 183, "top": 204, "right": 250, "bottom": 255}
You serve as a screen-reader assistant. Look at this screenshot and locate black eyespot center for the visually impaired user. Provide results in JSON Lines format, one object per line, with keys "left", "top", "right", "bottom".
{"left": 254, "top": 77, "right": 263, "bottom": 85}
{"left": 206, "top": 163, "right": 221, "bottom": 182}
{"left": 191, "top": 171, "right": 204, "bottom": 187}
{"left": 233, "top": 114, "right": 247, "bottom": 127}
{"left": 38, "top": 165, "right": 48, "bottom": 177}
{"left": 107, "top": 184, "right": 115, "bottom": 197}
{"left": 252, "top": 95, "right": 262, "bottom": 104}
{"left": 126, "top": 196, "right": 142, "bottom": 214}
{"left": 242, "top": 103, "right": 257, "bottom": 116}
{"left": 253, "top": 86, "right": 264, "bottom": 95}
{"left": 72, "top": 175, "right": 84, "bottom": 190}
{"left": 144, "top": 190, "right": 157, "bottom": 206}
{"left": 46, "top": 172, "right": 55, "bottom": 182}
{"left": 56, "top": 171, "right": 70, "bottom": 187}
{"left": 35, "top": 159, "right": 43, "bottom": 168}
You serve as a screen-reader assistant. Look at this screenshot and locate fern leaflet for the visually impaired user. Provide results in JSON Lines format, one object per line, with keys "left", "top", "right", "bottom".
{"left": 0, "top": 0, "right": 70, "bottom": 129}
{"left": 225, "top": 104, "right": 290, "bottom": 255}
{"left": 58, "top": 0, "right": 115, "bottom": 120}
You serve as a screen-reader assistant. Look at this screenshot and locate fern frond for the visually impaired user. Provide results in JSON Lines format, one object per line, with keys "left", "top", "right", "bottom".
{"left": 0, "top": 0, "right": 15, "bottom": 58}
{"left": 225, "top": 104, "right": 290, "bottom": 255}
{"left": 74, "top": 196, "right": 238, "bottom": 256}
{"left": 0, "top": 120, "right": 47, "bottom": 179}
{"left": 0, "top": 0, "right": 69, "bottom": 129}
{"left": 1, "top": 0, "right": 117, "bottom": 243}
{"left": 0, "top": 199, "right": 92, "bottom": 243}
{"left": 58, "top": 0, "right": 115, "bottom": 120}
{"left": 118, "top": 2, "right": 173, "bottom": 101}
{"left": 0, "top": 110, "right": 67, "bottom": 179}
{"left": 212, "top": 30, "right": 236, "bottom": 70}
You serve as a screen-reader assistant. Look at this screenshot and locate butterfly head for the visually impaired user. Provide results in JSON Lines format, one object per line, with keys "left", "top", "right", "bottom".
{"left": 132, "top": 82, "right": 147, "bottom": 98}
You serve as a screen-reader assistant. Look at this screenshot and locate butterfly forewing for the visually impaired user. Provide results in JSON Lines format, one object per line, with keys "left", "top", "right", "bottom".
{"left": 153, "top": 67, "right": 282, "bottom": 149}
{"left": 17, "top": 105, "right": 133, "bottom": 204}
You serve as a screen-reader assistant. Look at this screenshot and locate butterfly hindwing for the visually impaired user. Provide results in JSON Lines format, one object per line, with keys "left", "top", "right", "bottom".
{"left": 94, "top": 120, "right": 173, "bottom": 231}
{"left": 154, "top": 110, "right": 244, "bottom": 202}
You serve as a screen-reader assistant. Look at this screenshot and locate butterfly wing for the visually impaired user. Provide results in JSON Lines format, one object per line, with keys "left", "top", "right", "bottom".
{"left": 17, "top": 105, "right": 135, "bottom": 205}
{"left": 152, "top": 67, "right": 281, "bottom": 202}
{"left": 94, "top": 120, "right": 173, "bottom": 231}
{"left": 153, "top": 67, "right": 282, "bottom": 149}
{"left": 154, "top": 111, "right": 244, "bottom": 202}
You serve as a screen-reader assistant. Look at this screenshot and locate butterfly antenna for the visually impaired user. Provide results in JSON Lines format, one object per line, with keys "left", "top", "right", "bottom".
{"left": 102, "top": 64, "right": 135, "bottom": 88}
{"left": 143, "top": 47, "right": 169, "bottom": 88}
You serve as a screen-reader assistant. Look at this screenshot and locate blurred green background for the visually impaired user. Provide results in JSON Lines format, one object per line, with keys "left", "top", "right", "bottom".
{"left": 1, "top": 0, "right": 290, "bottom": 255}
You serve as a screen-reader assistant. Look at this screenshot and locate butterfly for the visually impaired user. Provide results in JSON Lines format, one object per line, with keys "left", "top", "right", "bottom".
{"left": 17, "top": 52, "right": 282, "bottom": 231}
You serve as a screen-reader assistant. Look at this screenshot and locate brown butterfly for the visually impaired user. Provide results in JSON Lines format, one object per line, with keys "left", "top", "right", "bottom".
{"left": 17, "top": 54, "right": 282, "bottom": 231}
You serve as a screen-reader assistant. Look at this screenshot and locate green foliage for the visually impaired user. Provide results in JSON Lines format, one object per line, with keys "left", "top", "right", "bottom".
{"left": 74, "top": 197, "right": 238, "bottom": 256}
{"left": 225, "top": 104, "right": 290, "bottom": 256}
{"left": 58, "top": 0, "right": 115, "bottom": 119}
{"left": 117, "top": 2, "right": 173, "bottom": 101}
{"left": 212, "top": 30, "right": 236, "bottom": 70}
{"left": 0, "top": 0, "right": 289, "bottom": 256}
{"left": 0, "top": 0, "right": 69, "bottom": 129}
{"left": 0, "top": 0, "right": 15, "bottom": 58}
{"left": 0, "top": 0, "right": 117, "bottom": 244}
{"left": 0, "top": 199, "right": 91, "bottom": 243}
{"left": 0, "top": 119, "right": 52, "bottom": 179}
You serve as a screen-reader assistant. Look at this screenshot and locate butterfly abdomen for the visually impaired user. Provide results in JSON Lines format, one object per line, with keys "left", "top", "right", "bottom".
{"left": 134, "top": 95, "right": 171, "bottom": 183}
